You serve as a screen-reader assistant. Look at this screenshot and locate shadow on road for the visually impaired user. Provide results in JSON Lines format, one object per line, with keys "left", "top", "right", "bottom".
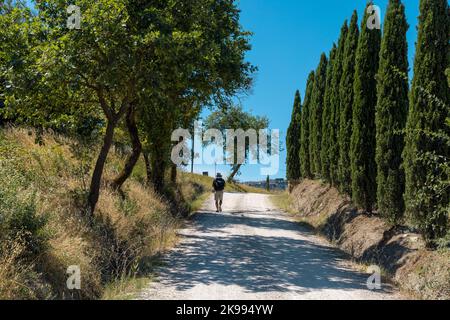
{"left": 153, "top": 211, "right": 392, "bottom": 295}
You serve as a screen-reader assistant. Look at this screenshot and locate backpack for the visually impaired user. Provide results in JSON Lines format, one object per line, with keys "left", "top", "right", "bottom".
{"left": 214, "top": 178, "right": 226, "bottom": 191}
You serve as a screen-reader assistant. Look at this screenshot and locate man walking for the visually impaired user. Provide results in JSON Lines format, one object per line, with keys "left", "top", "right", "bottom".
{"left": 212, "top": 173, "right": 226, "bottom": 212}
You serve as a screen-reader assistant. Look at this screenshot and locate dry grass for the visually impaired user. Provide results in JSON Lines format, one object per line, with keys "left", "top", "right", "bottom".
{"left": 283, "top": 179, "right": 450, "bottom": 300}
{"left": 231, "top": 183, "right": 272, "bottom": 194}
{"left": 102, "top": 276, "right": 152, "bottom": 300}
{"left": 269, "top": 191, "right": 295, "bottom": 214}
{"left": 0, "top": 235, "right": 51, "bottom": 300}
{"left": 397, "top": 249, "right": 450, "bottom": 300}
{"left": 0, "top": 127, "right": 183, "bottom": 300}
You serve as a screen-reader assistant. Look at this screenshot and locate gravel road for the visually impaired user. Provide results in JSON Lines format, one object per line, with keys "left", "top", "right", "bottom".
{"left": 137, "top": 193, "right": 399, "bottom": 300}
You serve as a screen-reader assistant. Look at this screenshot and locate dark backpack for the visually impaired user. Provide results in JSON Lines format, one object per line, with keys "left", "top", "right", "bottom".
{"left": 214, "top": 178, "right": 226, "bottom": 191}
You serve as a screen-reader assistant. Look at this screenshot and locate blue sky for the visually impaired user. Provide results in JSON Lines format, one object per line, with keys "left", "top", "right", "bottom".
{"left": 194, "top": 0, "right": 420, "bottom": 182}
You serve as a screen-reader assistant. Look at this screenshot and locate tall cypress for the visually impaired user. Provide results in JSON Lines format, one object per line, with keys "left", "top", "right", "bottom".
{"left": 350, "top": 3, "right": 381, "bottom": 212}
{"left": 300, "top": 72, "right": 315, "bottom": 178}
{"left": 321, "top": 44, "right": 337, "bottom": 182}
{"left": 310, "top": 53, "right": 328, "bottom": 178}
{"left": 403, "top": 0, "right": 449, "bottom": 242}
{"left": 286, "top": 90, "right": 302, "bottom": 182}
{"left": 376, "top": 0, "right": 409, "bottom": 223}
{"left": 329, "top": 22, "right": 348, "bottom": 187}
{"left": 338, "top": 11, "right": 359, "bottom": 195}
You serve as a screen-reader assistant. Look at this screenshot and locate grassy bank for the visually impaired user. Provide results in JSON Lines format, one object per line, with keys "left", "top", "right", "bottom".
{"left": 0, "top": 127, "right": 221, "bottom": 300}
{"left": 271, "top": 180, "right": 450, "bottom": 300}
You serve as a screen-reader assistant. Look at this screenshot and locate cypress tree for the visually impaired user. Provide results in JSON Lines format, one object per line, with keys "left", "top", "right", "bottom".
{"left": 403, "top": 0, "right": 449, "bottom": 242}
{"left": 338, "top": 11, "right": 359, "bottom": 195}
{"left": 310, "top": 54, "right": 328, "bottom": 177}
{"left": 350, "top": 3, "right": 381, "bottom": 212}
{"left": 286, "top": 90, "right": 302, "bottom": 182}
{"left": 329, "top": 22, "right": 348, "bottom": 187}
{"left": 300, "top": 72, "right": 315, "bottom": 178}
{"left": 321, "top": 44, "right": 337, "bottom": 182}
{"left": 375, "top": 0, "right": 409, "bottom": 223}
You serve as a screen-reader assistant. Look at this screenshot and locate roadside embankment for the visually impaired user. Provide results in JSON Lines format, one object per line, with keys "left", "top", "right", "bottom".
{"left": 280, "top": 180, "right": 449, "bottom": 300}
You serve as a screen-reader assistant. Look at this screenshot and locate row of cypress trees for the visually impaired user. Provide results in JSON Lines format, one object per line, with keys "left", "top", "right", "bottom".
{"left": 286, "top": 0, "right": 449, "bottom": 244}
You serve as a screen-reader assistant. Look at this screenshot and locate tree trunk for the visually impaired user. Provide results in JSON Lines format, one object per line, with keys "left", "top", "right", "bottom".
{"left": 143, "top": 152, "right": 152, "bottom": 186}
{"left": 227, "top": 164, "right": 242, "bottom": 183}
{"left": 191, "top": 137, "right": 194, "bottom": 173}
{"left": 151, "top": 152, "right": 166, "bottom": 194}
{"left": 112, "top": 107, "right": 142, "bottom": 190}
{"left": 88, "top": 119, "right": 117, "bottom": 215}
{"left": 170, "top": 163, "right": 177, "bottom": 184}
{"left": 152, "top": 167, "right": 165, "bottom": 194}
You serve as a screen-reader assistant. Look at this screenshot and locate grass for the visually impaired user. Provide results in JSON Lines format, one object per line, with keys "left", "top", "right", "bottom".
{"left": 0, "top": 127, "right": 186, "bottom": 299}
{"left": 102, "top": 255, "right": 167, "bottom": 300}
{"left": 230, "top": 183, "right": 272, "bottom": 194}
{"left": 189, "top": 192, "right": 212, "bottom": 213}
{"left": 269, "top": 191, "right": 294, "bottom": 214}
{"left": 102, "top": 276, "right": 152, "bottom": 300}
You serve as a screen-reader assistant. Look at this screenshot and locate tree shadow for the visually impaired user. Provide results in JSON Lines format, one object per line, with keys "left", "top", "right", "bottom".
{"left": 152, "top": 211, "right": 394, "bottom": 295}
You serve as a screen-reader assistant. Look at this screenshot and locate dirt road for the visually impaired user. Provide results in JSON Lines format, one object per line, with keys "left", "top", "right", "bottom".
{"left": 138, "top": 193, "right": 398, "bottom": 300}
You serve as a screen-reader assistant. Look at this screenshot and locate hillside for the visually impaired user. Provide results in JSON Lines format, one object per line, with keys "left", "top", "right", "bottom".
{"left": 0, "top": 127, "right": 258, "bottom": 299}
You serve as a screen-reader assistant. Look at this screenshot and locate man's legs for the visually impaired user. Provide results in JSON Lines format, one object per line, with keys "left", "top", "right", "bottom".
{"left": 215, "top": 191, "right": 223, "bottom": 212}
{"left": 218, "top": 191, "right": 224, "bottom": 212}
{"left": 214, "top": 192, "right": 219, "bottom": 212}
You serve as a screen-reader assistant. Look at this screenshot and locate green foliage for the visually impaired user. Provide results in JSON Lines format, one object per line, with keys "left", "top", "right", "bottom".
{"left": 350, "top": 3, "right": 381, "bottom": 212}
{"left": 286, "top": 90, "right": 302, "bottom": 182}
{"left": 321, "top": 45, "right": 336, "bottom": 182}
{"left": 338, "top": 11, "right": 359, "bottom": 195}
{"left": 300, "top": 72, "right": 315, "bottom": 178}
{"left": 403, "top": 0, "right": 449, "bottom": 242}
{"left": 309, "top": 53, "right": 328, "bottom": 178}
{"left": 294, "top": 2, "right": 449, "bottom": 247}
{"left": 1, "top": 0, "right": 255, "bottom": 205}
{"left": 375, "top": 0, "right": 409, "bottom": 223}
{"left": 136, "top": 0, "right": 255, "bottom": 191}
{"left": 328, "top": 22, "right": 348, "bottom": 187}
{"left": 204, "top": 105, "right": 269, "bottom": 181}
{"left": 0, "top": 5, "right": 44, "bottom": 126}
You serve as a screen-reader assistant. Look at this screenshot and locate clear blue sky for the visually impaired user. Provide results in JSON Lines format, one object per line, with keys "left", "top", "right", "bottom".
{"left": 194, "top": 0, "right": 420, "bottom": 182}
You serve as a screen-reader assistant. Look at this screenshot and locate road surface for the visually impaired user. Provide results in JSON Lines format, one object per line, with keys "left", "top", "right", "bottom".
{"left": 138, "top": 193, "right": 398, "bottom": 300}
